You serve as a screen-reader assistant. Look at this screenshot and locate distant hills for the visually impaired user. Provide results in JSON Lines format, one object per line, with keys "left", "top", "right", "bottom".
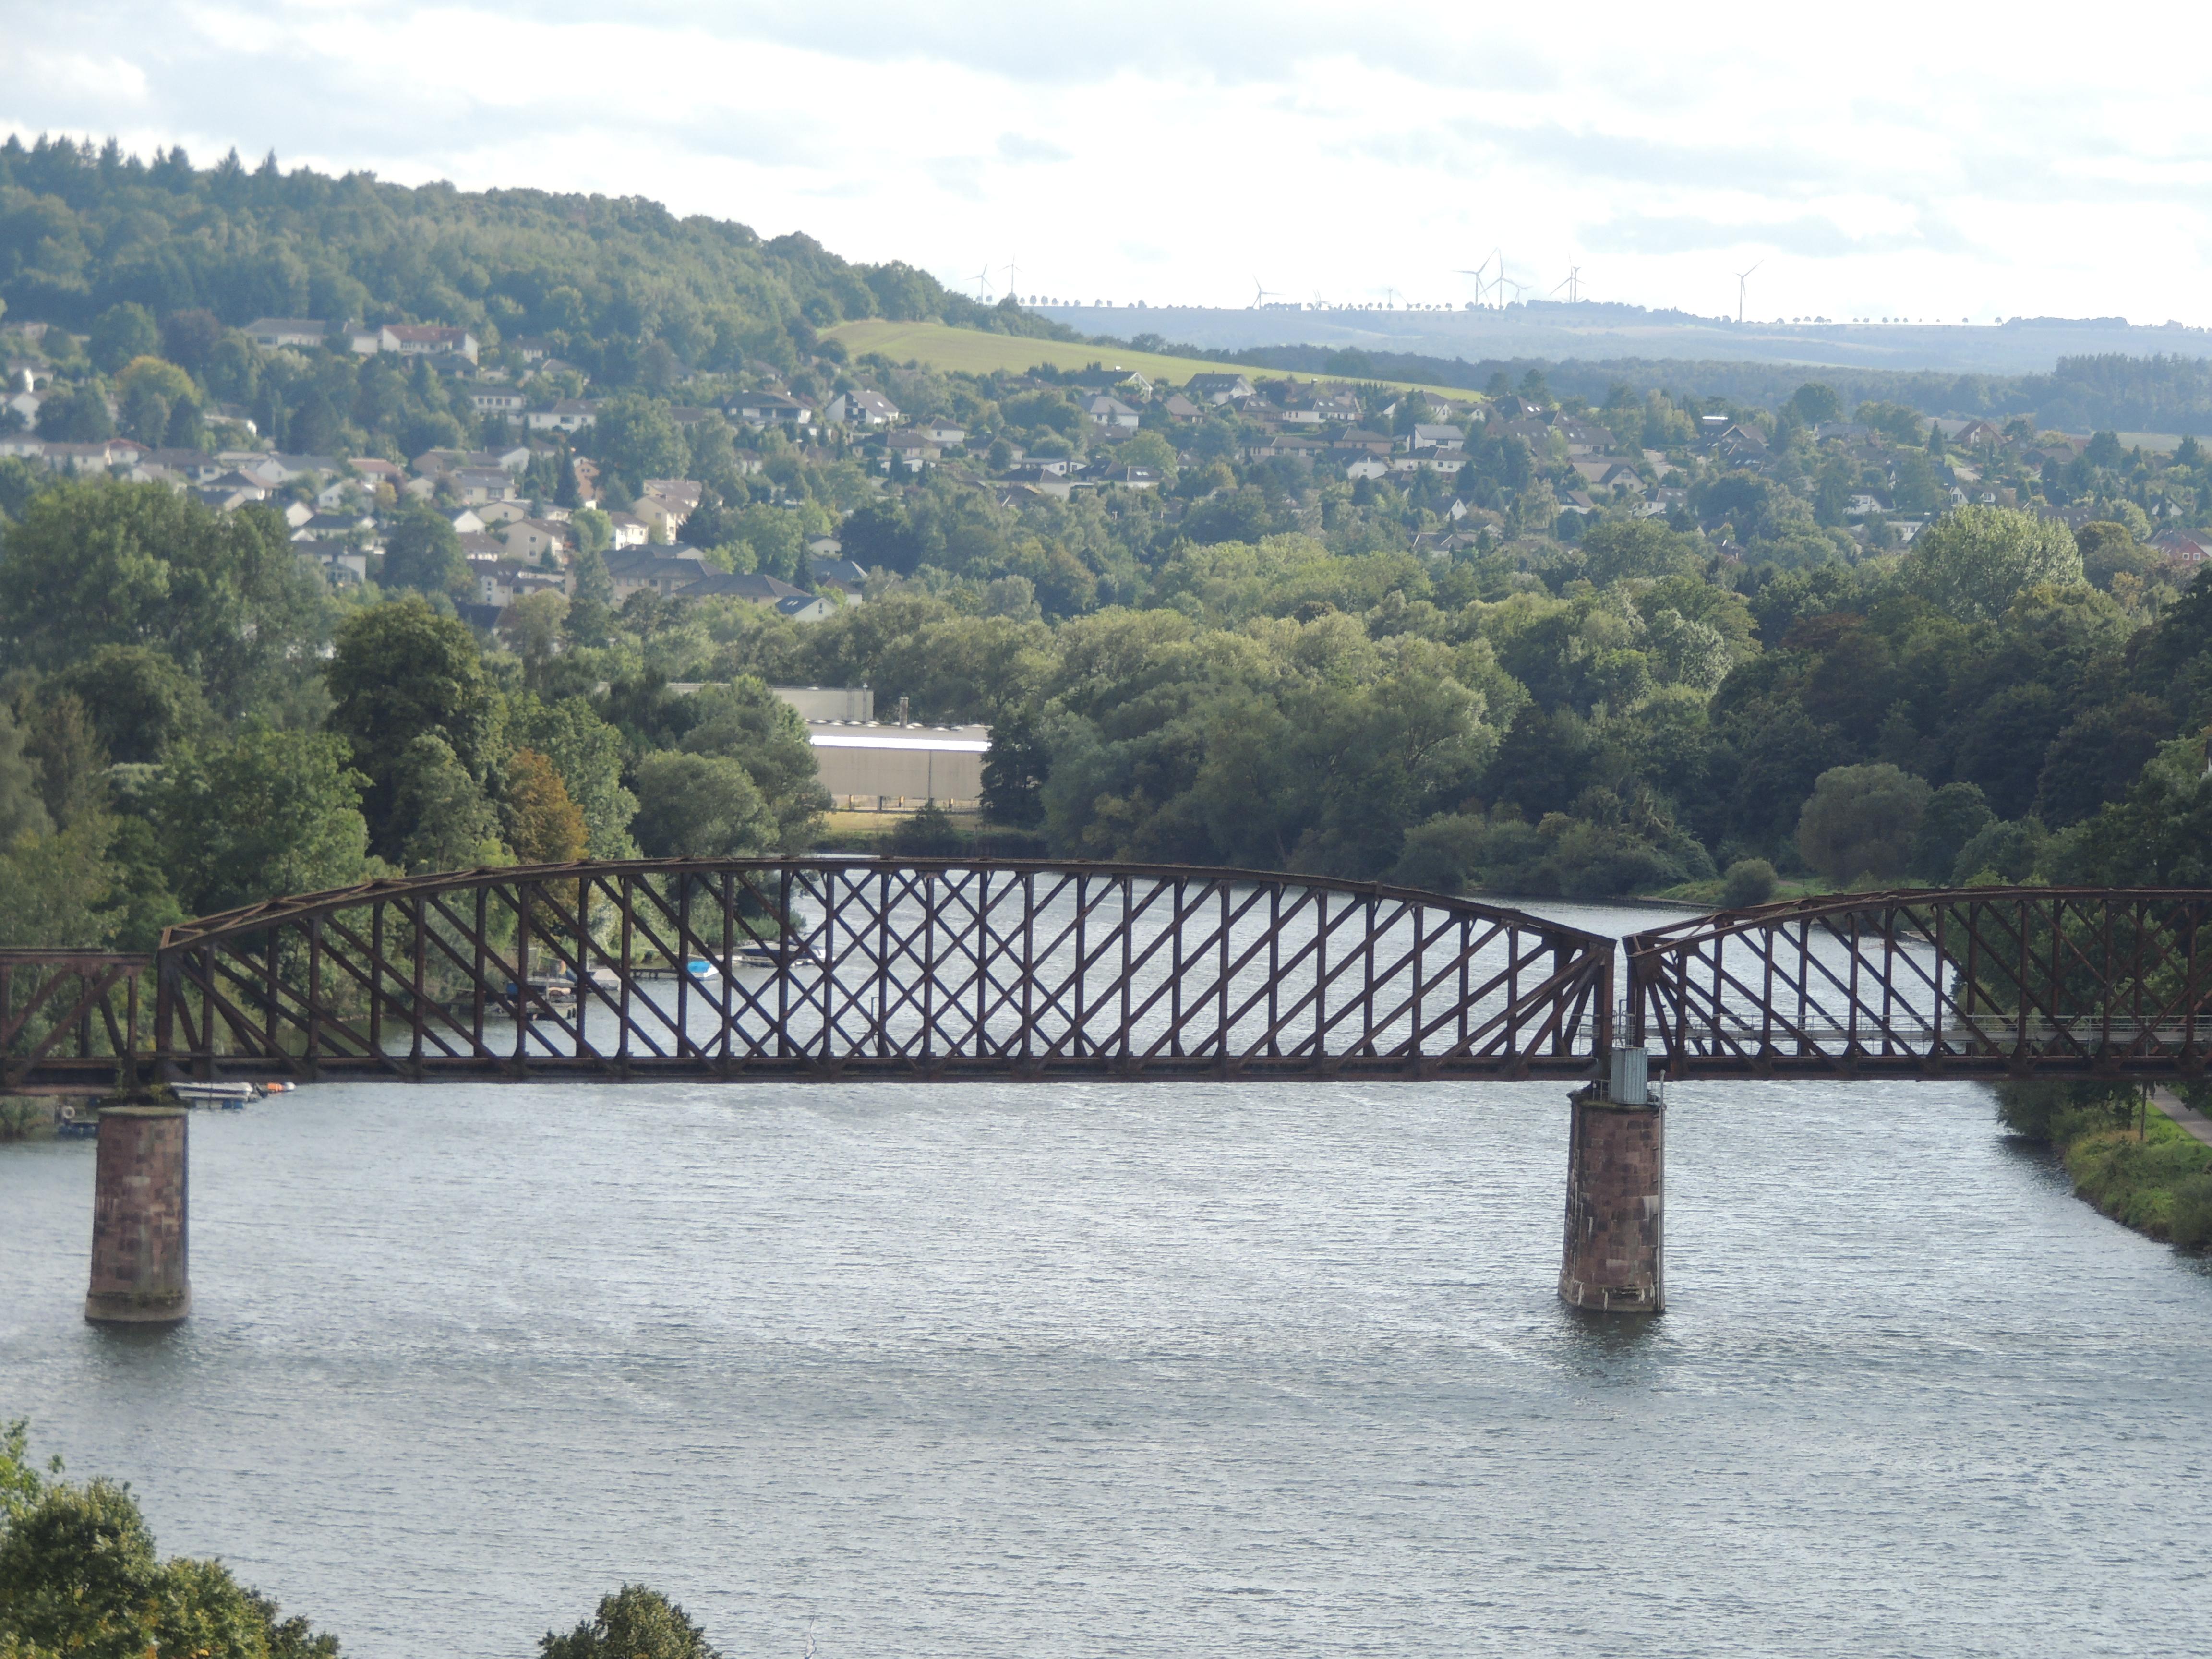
{"left": 1038, "top": 299, "right": 2212, "bottom": 378}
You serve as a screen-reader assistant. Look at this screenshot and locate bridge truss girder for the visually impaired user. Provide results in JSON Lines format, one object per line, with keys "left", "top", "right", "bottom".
{"left": 1627, "top": 887, "right": 2212, "bottom": 1082}
{"left": 134, "top": 858, "right": 1612, "bottom": 1085}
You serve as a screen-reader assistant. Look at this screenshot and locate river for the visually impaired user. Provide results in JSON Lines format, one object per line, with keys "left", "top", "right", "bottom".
{"left": 5, "top": 902, "right": 2212, "bottom": 1657}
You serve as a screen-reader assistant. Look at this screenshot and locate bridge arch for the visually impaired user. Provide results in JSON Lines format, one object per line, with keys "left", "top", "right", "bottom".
{"left": 1627, "top": 886, "right": 2212, "bottom": 1081}
{"left": 145, "top": 858, "right": 1613, "bottom": 1085}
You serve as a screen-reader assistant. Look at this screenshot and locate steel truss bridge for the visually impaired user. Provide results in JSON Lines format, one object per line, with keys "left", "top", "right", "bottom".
{"left": 4, "top": 864, "right": 2208, "bottom": 1092}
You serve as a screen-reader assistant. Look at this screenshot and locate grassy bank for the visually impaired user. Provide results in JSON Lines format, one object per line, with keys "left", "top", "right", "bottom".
{"left": 823, "top": 319, "right": 1488, "bottom": 404}
{"left": 1999, "top": 1082, "right": 2212, "bottom": 1246}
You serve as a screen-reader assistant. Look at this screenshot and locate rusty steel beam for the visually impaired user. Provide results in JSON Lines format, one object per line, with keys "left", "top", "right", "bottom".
{"left": 136, "top": 858, "right": 1613, "bottom": 1084}
{"left": 1627, "top": 887, "right": 2212, "bottom": 1082}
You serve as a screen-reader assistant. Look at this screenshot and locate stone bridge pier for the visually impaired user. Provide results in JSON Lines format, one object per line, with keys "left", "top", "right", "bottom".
{"left": 84, "top": 1105, "right": 191, "bottom": 1324}
{"left": 1558, "top": 1047, "right": 1664, "bottom": 1313}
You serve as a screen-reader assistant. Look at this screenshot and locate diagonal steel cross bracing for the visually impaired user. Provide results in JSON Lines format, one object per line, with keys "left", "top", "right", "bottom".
{"left": 14, "top": 875, "right": 2212, "bottom": 1090}
{"left": 1627, "top": 887, "right": 2212, "bottom": 1081}
{"left": 93, "top": 858, "right": 1611, "bottom": 1084}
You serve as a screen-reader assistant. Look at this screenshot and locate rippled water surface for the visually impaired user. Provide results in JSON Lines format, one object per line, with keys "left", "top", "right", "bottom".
{"left": 6, "top": 913, "right": 2212, "bottom": 1657}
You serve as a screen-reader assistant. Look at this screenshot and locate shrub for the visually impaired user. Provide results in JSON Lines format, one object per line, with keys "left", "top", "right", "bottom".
{"left": 1721, "top": 858, "right": 1777, "bottom": 909}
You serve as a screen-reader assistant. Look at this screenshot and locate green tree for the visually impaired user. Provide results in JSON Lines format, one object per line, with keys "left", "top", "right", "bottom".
{"left": 1578, "top": 518, "right": 1701, "bottom": 585}
{"left": 1910, "top": 781, "right": 1994, "bottom": 881}
{"left": 595, "top": 395, "right": 687, "bottom": 494}
{"left": 0, "top": 821, "right": 116, "bottom": 948}
{"left": 390, "top": 734, "right": 506, "bottom": 873}
{"left": 506, "top": 693, "right": 639, "bottom": 858}
{"left": 0, "top": 706, "right": 53, "bottom": 847}
{"left": 0, "top": 481, "right": 321, "bottom": 715}
{"left": 381, "top": 505, "right": 471, "bottom": 598}
{"left": 631, "top": 752, "right": 777, "bottom": 857}
{"left": 0, "top": 1422, "right": 339, "bottom": 1659}
{"left": 34, "top": 381, "right": 115, "bottom": 443}
{"left": 1789, "top": 383, "right": 1842, "bottom": 427}
{"left": 540, "top": 1585, "right": 718, "bottom": 1659}
{"left": 51, "top": 646, "right": 209, "bottom": 765}
{"left": 155, "top": 729, "right": 371, "bottom": 915}
{"left": 1900, "top": 506, "right": 2083, "bottom": 622}
{"left": 504, "top": 748, "right": 587, "bottom": 863}
{"left": 325, "top": 597, "right": 500, "bottom": 860}
{"left": 1795, "top": 763, "right": 1930, "bottom": 883}
{"left": 676, "top": 678, "right": 826, "bottom": 848}
{"left": 2074, "top": 520, "right": 2156, "bottom": 591}
{"left": 87, "top": 304, "right": 159, "bottom": 374}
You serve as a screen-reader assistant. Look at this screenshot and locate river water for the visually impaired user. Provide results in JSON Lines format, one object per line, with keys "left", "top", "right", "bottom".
{"left": 5, "top": 903, "right": 2212, "bottom": 1657}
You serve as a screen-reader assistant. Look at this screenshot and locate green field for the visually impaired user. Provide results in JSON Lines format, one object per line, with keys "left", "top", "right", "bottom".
{"left": 824, "top": 318, "right": 1485, "bottom": 406}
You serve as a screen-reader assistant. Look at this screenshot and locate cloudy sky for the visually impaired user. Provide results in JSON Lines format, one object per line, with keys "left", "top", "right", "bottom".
{"left": 9, "top": 0, "right": 2210, "bottom": 324}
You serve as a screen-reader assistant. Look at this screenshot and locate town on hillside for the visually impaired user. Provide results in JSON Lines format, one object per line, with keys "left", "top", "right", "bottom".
{"left": 5, "top": 308, "right": 2208, "bottom": 644}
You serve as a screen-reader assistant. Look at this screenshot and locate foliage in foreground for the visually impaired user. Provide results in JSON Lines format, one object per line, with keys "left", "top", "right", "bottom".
{"left": 3, "top": 1422, "right": 728, "bottom": 1659}
{"left": 0, "top": 1420, "right": 339, "bottom": 1659}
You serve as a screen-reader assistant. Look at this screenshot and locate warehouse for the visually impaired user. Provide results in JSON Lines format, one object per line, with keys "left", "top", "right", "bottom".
{"left": 807, "top": 721, "right": 991, "bottom": 810}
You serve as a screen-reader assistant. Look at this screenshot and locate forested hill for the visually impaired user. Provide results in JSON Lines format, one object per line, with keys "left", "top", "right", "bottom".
{"left": 0, "top": 134, "right": 1071, "bottom": 378}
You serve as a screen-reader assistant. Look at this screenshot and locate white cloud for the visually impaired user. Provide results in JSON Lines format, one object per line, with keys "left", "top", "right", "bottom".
{"left": 4, "top": 1, "right": 2212, "bottom": 322}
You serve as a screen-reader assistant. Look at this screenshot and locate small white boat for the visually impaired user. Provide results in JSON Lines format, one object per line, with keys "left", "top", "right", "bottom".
{"left": 172, "top": 1081, "right": 260, "bottom": 1106}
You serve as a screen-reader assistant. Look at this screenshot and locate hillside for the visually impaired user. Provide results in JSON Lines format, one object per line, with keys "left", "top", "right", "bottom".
{"left": 0, "top": 133, "right": 1072, "bottom": 377}
{"left": 828, "top": 319, "right": 1488, "bottom": 405}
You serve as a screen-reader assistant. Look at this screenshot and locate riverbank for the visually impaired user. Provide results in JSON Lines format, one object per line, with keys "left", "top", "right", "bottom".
{"left": 2001, "top": 1082, "right": 2212, "bottom": 1247}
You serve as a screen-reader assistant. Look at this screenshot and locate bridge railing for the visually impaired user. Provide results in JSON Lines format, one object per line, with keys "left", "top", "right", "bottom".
{"left": 0, "top": 950, "right": 152, "bottom": 1093}
{"left": 1626, "top": 888, "right": 2212, "bottom": 1080}
{"left": 152, "top": 857, "right": 1615, "bottom": 1083}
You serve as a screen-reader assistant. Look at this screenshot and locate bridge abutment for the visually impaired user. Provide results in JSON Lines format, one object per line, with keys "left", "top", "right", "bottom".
{"left": 84, "top": 1106, "right": 191, "bottom": 1325}
{"left": 1558, "top": 1086, "right": 1664, "bottom": 1314}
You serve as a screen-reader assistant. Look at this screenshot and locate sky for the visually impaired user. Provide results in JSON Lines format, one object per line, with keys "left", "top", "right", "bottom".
{"left": 7, "top": 0, "right": 2212, "bottom": 326}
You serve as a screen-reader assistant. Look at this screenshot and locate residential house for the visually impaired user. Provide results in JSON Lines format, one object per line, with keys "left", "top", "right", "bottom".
{"left": 808, "top": 555, "right": 869, "bottom": 601}
{"left": 606, "top": 545, "right": 709, "bottom": 600}
{"left": 728, "top": 391, "right": 814, "bottom": 428}
{"left": 502, "top": 518, "right": 571, "bottom": 562}
{"left": 633, "top": 492, "right": 695, "bottom": 542}
{"left": 915, "top": 419, "right": 968, "bottom": 445}
{"left": 1102, "top": 465, "right": 1161, "bottom": 490}
{"left": 451, "top": 467, "right": 516, "bottom": 504}
{"left": 508, "top": 336, "right": 553, "bottom": 363}
{"left": 827, "top": 389, "right": 899, "bottom": 426}
{"left": 607, "top": 513, "right": 649, "bottom": 550}
{"left": 474, "top": 499, "right": 532, "bottom": 526}
{"left": 882, "top": 430, "right": 939, "bottom": 472}
{"left": 245, "top": 318, "right": 330, "bottom": 349}
{"left": 526, "top": 399, "right": 600, "bottom": 433}
{"left": 1161, "top": 393, "right": 1202, "bottom": 422}
{"left": 1343, "top": 456, "right": 1390, "bottom": 481}
{"left": 1184, "top": 373, "right": 1256, "bottom": 405}
{"left": 1084, "top": 395, "right": 1141, "bottom": 430}
{"left": 1408, "top": 423, "right": 1466, "bottom": 452}
{"left": 641, "top": 478, "right": 704, "bottom": 514}
{"left": 1552, "top": 418, "right": 1610, "bottom": 457}
{"left": 679, "top": 570, "right": 834, "bottom": 620}
{"left": 2152, "top": 528, "right": 2212, "bottom": 569}
{"left": 384, "top": 325, "right": 480, "bottom": 364}
{"left": 350, "top": 457, "right": 405, "bottom": 492}
{"left": 469, "top": 386, "right": 529, "bottom": 420}
{"left": 193, "top": 481, "right": 269, "bottom": 510}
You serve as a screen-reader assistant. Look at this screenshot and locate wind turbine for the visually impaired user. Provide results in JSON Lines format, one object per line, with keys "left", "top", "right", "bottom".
{"left": 1495, "top": 275, "right": 1528, "bottom": 305}
{"left": 1002, "top": 254, "right": 1020, "bottom": 301}
{"left": 1252, "top": 277, "right": 1283, "bottom": 307}
{"left": 974, "top": 263, "right": 994, "bottom": 302}
{"left": 1551, "top": 265, "right": 1584, "bottom": 303}
{"left": 1456, "top": 248, "right": 1507, "bottom": 307}
{"left": 1733, "top": 260, "right": 1762, "bottom": 324}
